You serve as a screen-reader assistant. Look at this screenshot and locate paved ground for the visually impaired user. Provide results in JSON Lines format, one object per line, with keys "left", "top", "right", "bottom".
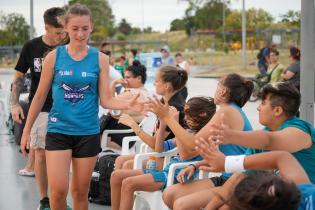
{"left": 0, "top": 69, "right": 262, "bottom": 210}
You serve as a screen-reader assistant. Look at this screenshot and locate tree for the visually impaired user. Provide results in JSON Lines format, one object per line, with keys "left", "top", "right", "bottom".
{"left": 171, "top": 0, "right": 231, "bottom": 34}
{"left": 68, "top": 0, "right": 115, "bottom": 42}
{"left": 117, "top": 18, "right": 132, "bottom": 35}
{"left": 131, "top": 27, "right": 142, "bottom": 34}
{"left": 246, "top": 8, "right": 273, "bottom": 30}
{"left": 170, "top": 18, "right": 186, "bottom": 31}
{"left": 280, "top": 10, "right": 300, "bottom": 28}
{"left": 225, "top": 8, "right": 273, "bottom": 30}
{"left": 194, "top": 0, "right": 230, "bottom": 30}
{"left": 0, "top": 12, "right": 30, "bottom": 46}
{"left": 143, "top": 27, "right": 153, "bottom": 33}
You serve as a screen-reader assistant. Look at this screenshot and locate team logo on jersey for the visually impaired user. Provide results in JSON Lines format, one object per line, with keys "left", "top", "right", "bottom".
{"left": 82, "top": 72, "right": 97, "bottom": 78}
{"left": 34, "top": 58, "right": 43, "bottom": 72}
{"left": 61, "top": 82, "right": 90, "bottom": 104}
{"left": 59, "top": 69, "right": 73, "bottom": 76}
{"left": 50, "top": 117, "right": 57, "bottom": 123}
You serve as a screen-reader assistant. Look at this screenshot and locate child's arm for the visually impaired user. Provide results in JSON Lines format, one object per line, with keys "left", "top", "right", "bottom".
{"left": 195, "top": 138, "right": 310, "bottom": 184}
{"left": 210, "top": 114, "right": 312, "bottom": 153}
{"left": 119, "top": 113, "right": 156, "bottom": 148}
{"left": 214, "top": 127, "right": 312, "bottom": 153}
{"left": 147, "top": 98, "right": 234, "bottom": 150}
{"left": 154, "top": 119, "right": 168, "bottom": 153}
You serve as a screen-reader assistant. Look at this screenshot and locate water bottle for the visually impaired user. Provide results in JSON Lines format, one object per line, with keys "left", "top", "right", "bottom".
{"left": 146, "top": 156, "right": 157, "bottom": 171}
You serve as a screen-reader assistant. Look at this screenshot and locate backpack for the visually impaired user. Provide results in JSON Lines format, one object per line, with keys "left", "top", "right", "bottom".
{"left": 88, "top": 150, "right": 119, "bottom": 205}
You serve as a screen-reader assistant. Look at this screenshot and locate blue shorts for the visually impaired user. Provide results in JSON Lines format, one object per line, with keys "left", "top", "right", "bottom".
{"left": 143, "top": 169, "right": 169, "bottom": 190}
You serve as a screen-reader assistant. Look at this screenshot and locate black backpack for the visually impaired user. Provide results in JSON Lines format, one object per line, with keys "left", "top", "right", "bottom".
{"left": 88, "top": 150, "right": 119, "bottom": 205}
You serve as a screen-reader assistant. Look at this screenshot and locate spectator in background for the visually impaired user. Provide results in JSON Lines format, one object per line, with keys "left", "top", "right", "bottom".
{"left": 100, "top": 60, "right": 150, "bottom": 150}
{"left": 100, "top": 41, "right": 113, "bottom": 64}
{"left": 175, "top": 53, "right": 191, "bottom": 74}
{"left": 281, "top": 47, "right": 301, "bottom": 90}
{"left": 161, "top": 45, "right": 175, "bottom": 65}
{"left": 267, "top": 48, "right": 284, "bottom": 83}
{"left": 257, "top": 46, "right": 270, "bottom": 75}
{"left": 114, "top": 56, "right": 126, "bottom": 77}
{"left": 125, "top": 48, "right": 139, "bottom": 68}
{"left": 175, "top": 53, "right": 190, "bottom": 100}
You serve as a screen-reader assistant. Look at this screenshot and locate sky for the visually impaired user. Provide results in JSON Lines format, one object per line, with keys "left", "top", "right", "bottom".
{"left": 0, "top": 0, "right": 301, "bottom": 36}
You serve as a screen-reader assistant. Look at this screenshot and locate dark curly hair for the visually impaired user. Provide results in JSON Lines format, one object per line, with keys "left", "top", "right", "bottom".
{"left": 229, "top": 171, "right": 301, "bottom": 210}
{"left": 126, "top": 60, "right": 147, "bottom": 84}
{"left": 184, "top": 96, "right": 216, "bottom": 132}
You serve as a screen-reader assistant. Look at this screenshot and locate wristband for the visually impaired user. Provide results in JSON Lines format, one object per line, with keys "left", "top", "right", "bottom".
{"left": 188, "top": 164, "right": 197, "bottom": 171}
{"left": 224, "top": 155, "right": 246, "bottom": 173}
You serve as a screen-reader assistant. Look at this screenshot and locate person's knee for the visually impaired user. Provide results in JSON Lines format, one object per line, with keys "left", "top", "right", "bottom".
{"left": 110, "top": 170, "right": 124, "bottom": 186}
{"left": 122, "top": 160, "right": 133, "bottom": 169}
{"left": 71, "top": 187, "right": 88, "bottom": 201}
{"left": 121, "top": 177, "right": 137, "bottom": 192}
{"left": 115, "top": 156, "right": 125, "bottom": 170}
{"left": 50, "top": 187, "right": 68, "bottom": 201}
{"left": 35, "top": 149, "right": 46, "bottom": 164}
{"left": 173, "top": 197, "right": 190, "bottom": 210}
{"left": 162, "top": 186, "right": 176, "bottom": 208}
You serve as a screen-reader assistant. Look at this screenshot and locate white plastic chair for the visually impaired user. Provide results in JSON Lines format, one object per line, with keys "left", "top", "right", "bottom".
{"left": 132, "top": 148, "right": 179, "bottom": 210}
{"left": 132, "top": 149, "right": 222, "bottom": 210}
{"left": 120, "top": 112, "right": 157, "bottom": 155}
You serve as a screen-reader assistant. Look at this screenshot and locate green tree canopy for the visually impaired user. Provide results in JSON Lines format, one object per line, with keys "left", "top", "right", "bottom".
{"left": 280, "top": 10, "right": 300, "bottom": 28}
{"left": 0, "top": 12, "right": 30, "bottom": 46}
{"left": 172, "top": 0, "right": 231, "bottom": 34}
{"left": 117, "top": 18, "right": 132, "bottom": 35}
{"left": 170, "top": 18, "right": 186, "bottom": 31}
{"left": 225, "top": 8, "right": 273, "bottom": 30}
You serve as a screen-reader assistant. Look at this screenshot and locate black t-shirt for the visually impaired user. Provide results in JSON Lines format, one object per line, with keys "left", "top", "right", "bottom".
{"left": 15, "top": 36, "right": 56, "bottom": 112}
{"left": 157, "top": 90, "right": 186, "bottom": 140}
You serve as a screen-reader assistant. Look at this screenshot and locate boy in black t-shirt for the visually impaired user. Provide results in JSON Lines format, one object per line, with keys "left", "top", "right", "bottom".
{"left": 10, "top": 7, "right": 66, "bottom": 210}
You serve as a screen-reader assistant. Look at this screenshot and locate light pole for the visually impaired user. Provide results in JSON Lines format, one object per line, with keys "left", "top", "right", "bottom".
{"left": 222, "top": 1, "right": 226, "bottom": 45}
{"left": 241, "top": 0, "right": 246, "bottom": 69}
{"left": 30, "top": 0, "right": 34, "bottom": 39}
{"left": 300, "top": 0, "right": 315, "bottom": 125}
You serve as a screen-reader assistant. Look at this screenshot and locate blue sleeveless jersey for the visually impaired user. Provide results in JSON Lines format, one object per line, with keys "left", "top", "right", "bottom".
{"left": 48, "top": 46, "right": 100, "bottom": 135}
{"left": 298, "top": 184, "right": 315, "bottom": 210}
{"left": 219, "top": 103, "right": 252, "bottom": 156}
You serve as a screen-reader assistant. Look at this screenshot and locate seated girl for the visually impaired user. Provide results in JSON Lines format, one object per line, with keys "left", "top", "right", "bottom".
{"left": 110, "top": 96, "right": 216, "bottom": 210}
{"left": 100, "top": 60, "right": 150, "bottom": 150}
{"left": 194, "top": 139, "right": 314, "bottom": 210}
{"left": 147, "top": 73, "right": 254, "bottom": 209}
{"left": 207, "top": 82, "right": 315, "bottom": 183}
{"left": 114, "top": 65, "right": 188, "bottom": 169}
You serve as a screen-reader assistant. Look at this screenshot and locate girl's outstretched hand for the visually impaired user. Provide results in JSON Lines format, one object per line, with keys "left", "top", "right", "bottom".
{"left": 195, "top": 137, "right": 226, "bottom": 172}
{"left": 146, "top": 96, "right": 170, "bottom": 119}
{"left": 127, "top": 93, "right": 147, "bottom": 113}
{"left": 119, "top": 113, "right": 137, "bottom": 128}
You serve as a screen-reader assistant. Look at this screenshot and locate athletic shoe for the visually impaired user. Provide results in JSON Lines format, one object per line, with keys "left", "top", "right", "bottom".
{"left": 37, "top": 197, "right": 50, "bottom": 210}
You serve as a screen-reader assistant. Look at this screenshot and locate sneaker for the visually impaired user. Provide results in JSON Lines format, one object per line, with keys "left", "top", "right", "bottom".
{"left": 66, "top": 205, "right": 72, "bottom": 210}
{"left": 37, "top": 197, "right": 50, "bottom": 210}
